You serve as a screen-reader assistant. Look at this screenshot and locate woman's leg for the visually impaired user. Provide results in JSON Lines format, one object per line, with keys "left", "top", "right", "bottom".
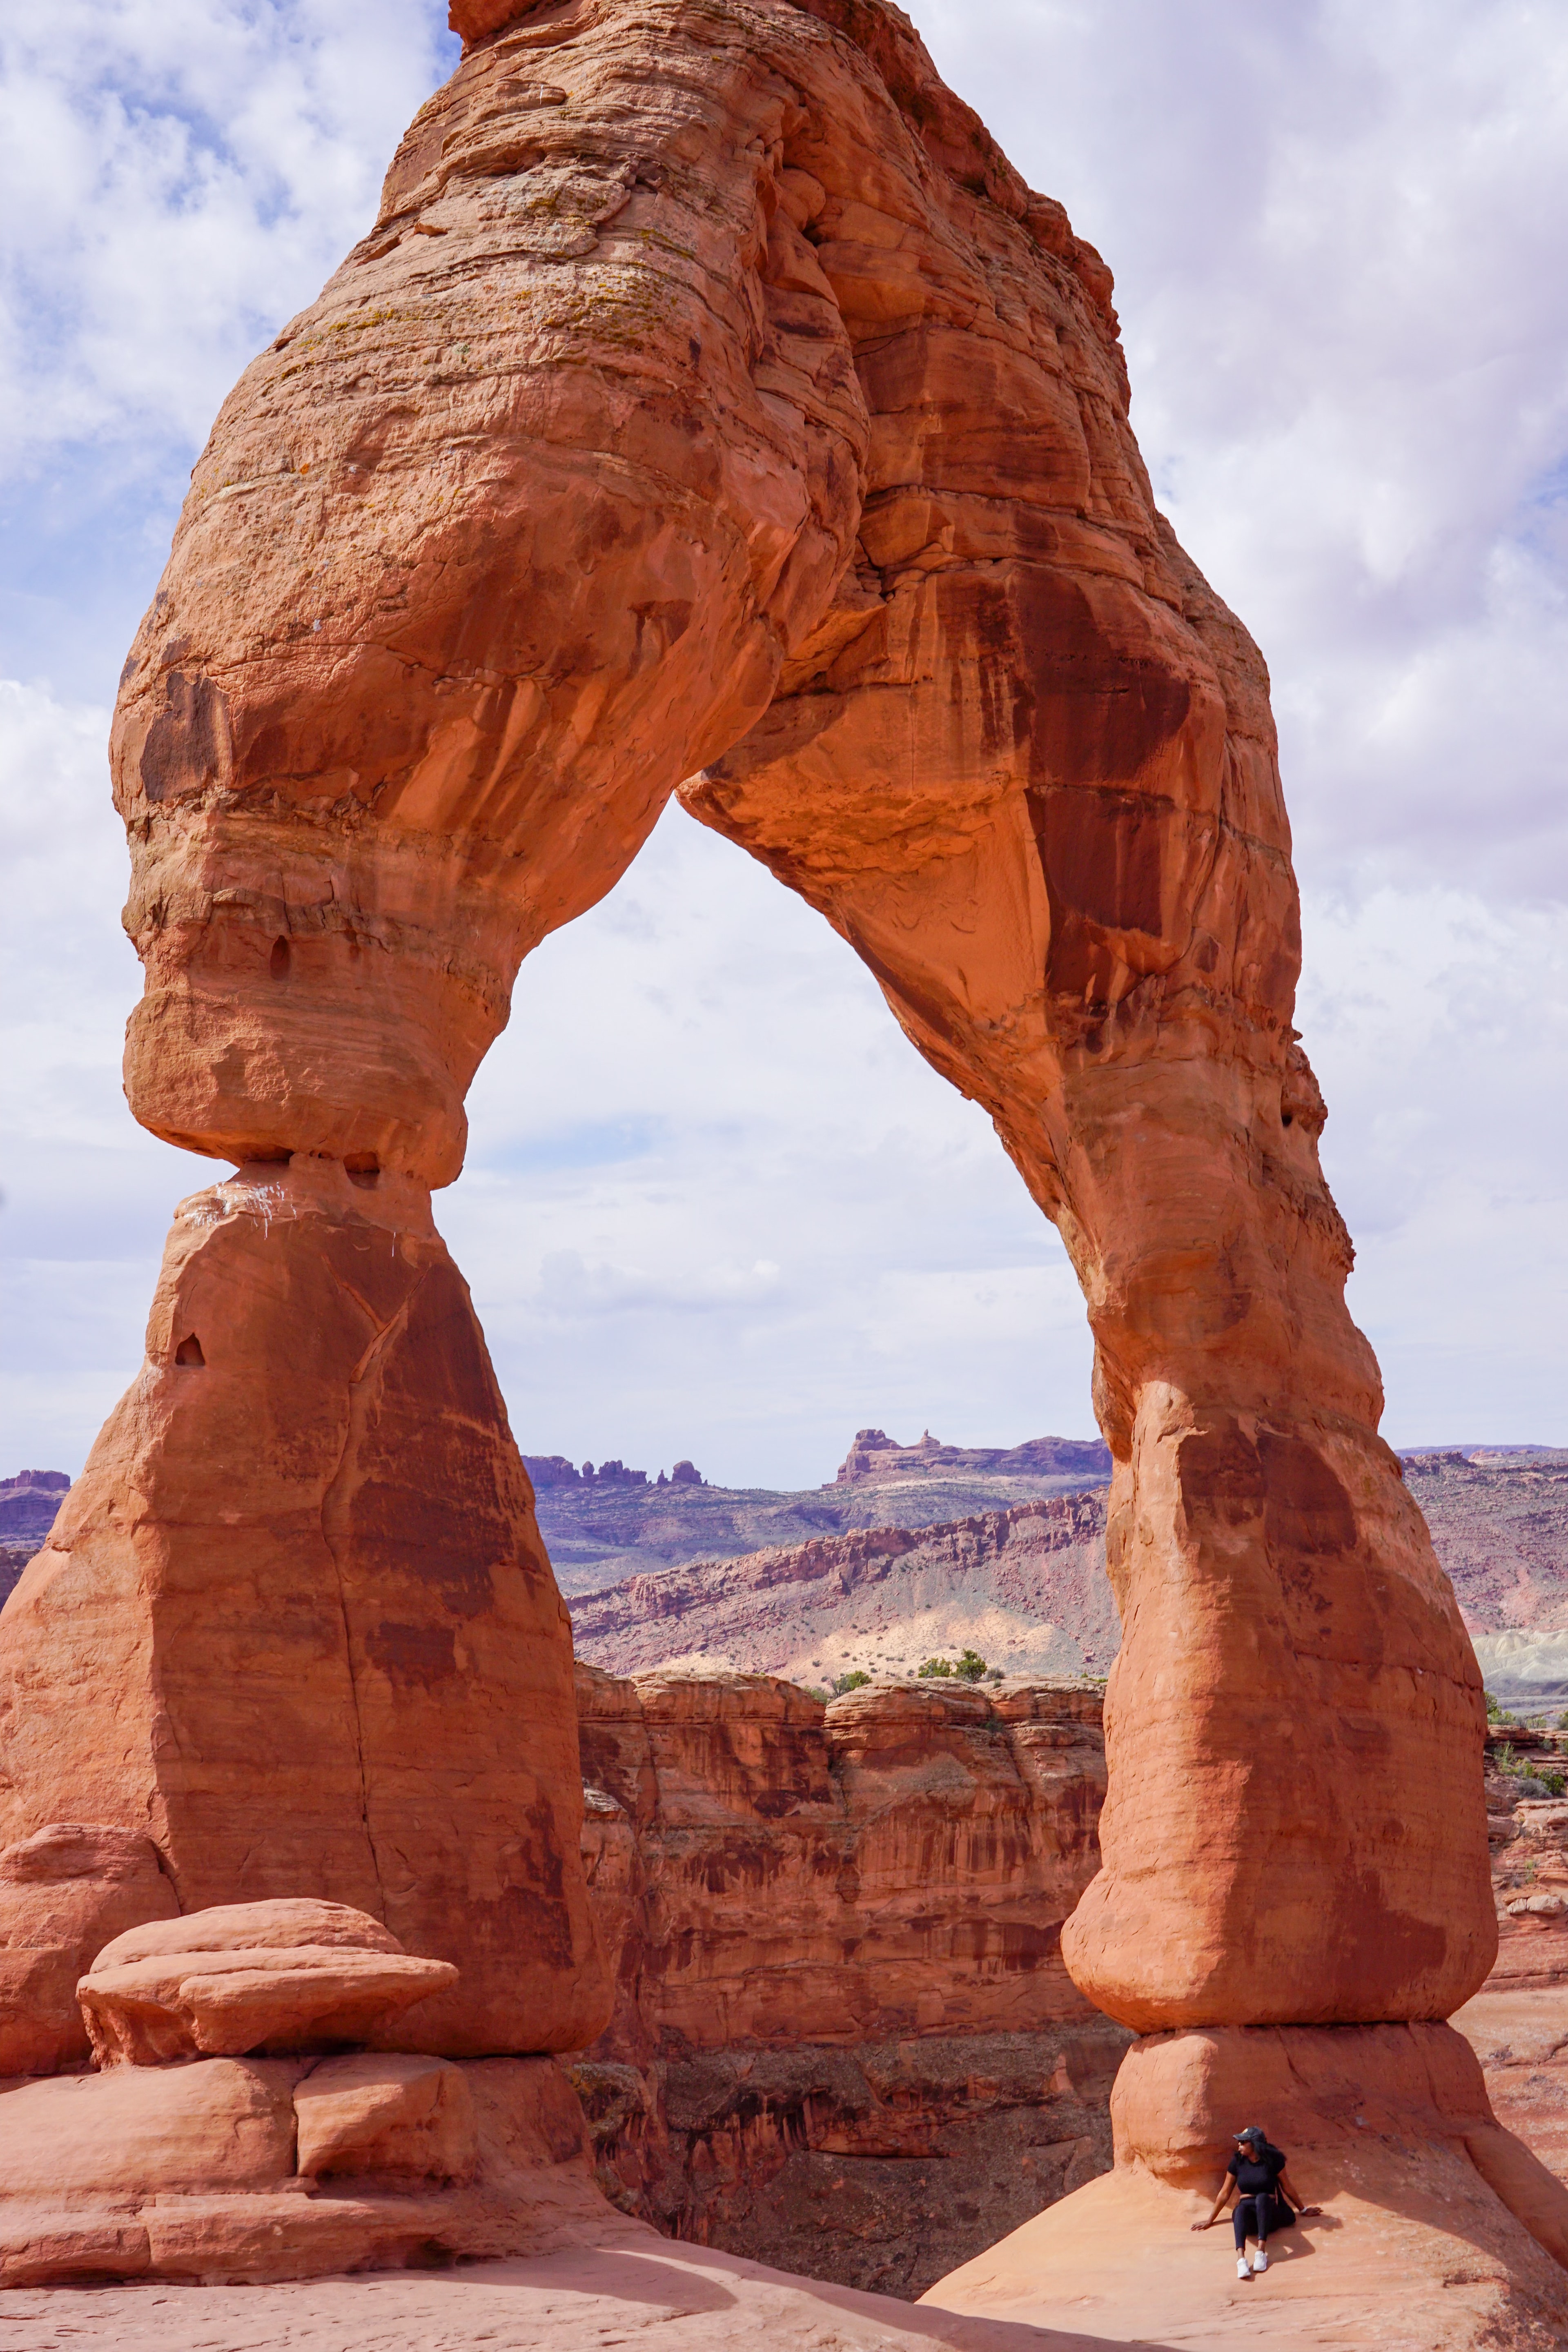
{"left": 1233, "top": 2197, "right": 1255, "bottom": 2250}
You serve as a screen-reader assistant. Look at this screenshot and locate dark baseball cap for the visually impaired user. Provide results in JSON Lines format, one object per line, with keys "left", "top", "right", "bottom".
{"left": 1234, "top": 2126, "right": 1265, "bottom": 2144}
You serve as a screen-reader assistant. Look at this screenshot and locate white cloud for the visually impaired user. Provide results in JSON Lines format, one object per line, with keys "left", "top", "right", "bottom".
{"left": 3, "top": 1, "right": 1566, "bottom": 1482}
{"left": 0, "top": 0, "right": 456, "bottom": 467}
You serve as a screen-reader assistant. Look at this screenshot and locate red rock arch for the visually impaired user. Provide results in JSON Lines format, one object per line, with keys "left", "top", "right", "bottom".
{"left": 2, "top": 0, "right": 1507, "bottom": 2205}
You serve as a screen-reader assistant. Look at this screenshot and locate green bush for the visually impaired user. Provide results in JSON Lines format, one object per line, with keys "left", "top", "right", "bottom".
{"left": 1485, "top": 1690, "right": 1509, "bottom": 1723}
{"left": 1494, "top": 1743, "right": 1520, "bottom": 1776}
{"left": 1541, "top": 1770, "right": 1567, "bottom": 1798}
{"left": 917, "top": 1650, "right": 990, "bottom": 1683}
{"left": 832, "top": 1669, "right": 872, "bottom": 1696}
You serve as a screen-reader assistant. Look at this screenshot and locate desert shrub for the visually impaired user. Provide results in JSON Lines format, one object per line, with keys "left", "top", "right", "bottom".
{"left": 832, "top": 1669, "right": 872, "bottom": 1695}
{"left": 1485, "top": 1691, "right": 1510, "bottom": 1723}
{"left": 918, "top": 1650, "right": 990, "bottom": 1682}
{"left": 1494, "top": 1744, "right": 1520, "bottom": 1776}
{"left": 1539, "top": 1770, "right": 1566, "bottom": 1798}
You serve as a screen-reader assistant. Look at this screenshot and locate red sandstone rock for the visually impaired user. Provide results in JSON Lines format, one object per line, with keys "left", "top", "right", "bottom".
{"left": 294, "top": 2051, "right": 477, "bottom": 2181}
{"left": 0, "top": 1822, "right": 178, "bottom": 2076}
{"left": 925, "top": 2022, "right": 1568, "bottom": 2345}
{"left": 6, "top": 0, "right": 1509, "bottom": 2305}
{"left": 99, "top": 0, "right": 1487, "bottom": 2041}
{"left": 81, "top": 1899, "right": 457, "bottom": 2065}
{"left": 0, "top": 2052, "right": 607, "bottom": 2287}
{"left": 0, "top": 2057, "right": 303, "bottom": 2198}
{"left": 577, "top": 1664, "right": 1107, "bottom": 2051}
{"left": 0, "top": 1160, "right": 606, "bottom": 2059}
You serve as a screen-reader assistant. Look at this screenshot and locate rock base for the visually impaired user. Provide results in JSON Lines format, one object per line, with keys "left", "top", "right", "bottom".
{"left": 922, "top": 2025, "right": 1568, "bottom": 2350}
{"left": 0, "top": 2053, "right": 601, "bottom": 2288}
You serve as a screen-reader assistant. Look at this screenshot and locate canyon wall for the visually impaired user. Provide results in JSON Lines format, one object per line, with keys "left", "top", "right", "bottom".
{"left": 568, "top": 1663, "right": 1129, "bottom": 2298}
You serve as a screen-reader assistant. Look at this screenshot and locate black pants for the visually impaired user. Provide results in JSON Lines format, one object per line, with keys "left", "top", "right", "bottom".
{"left": 1233, "top": 2194, "right": 1278, "bottom": 2249}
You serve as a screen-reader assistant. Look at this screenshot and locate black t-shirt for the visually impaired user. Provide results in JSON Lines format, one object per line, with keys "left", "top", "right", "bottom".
{"left": 1228, "top": 2145, "right": 1285, "bottom": 2198}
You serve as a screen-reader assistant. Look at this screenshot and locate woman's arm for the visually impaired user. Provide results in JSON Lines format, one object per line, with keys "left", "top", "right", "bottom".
{"left": 1190, "top": 2175, "right": 1236, "bottom": 2230}
{"left": 1278, "top": 2166, "right": 1321, "bottom": 2217}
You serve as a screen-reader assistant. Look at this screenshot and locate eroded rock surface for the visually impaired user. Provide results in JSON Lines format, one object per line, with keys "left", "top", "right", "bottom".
{"left": 570, "top": 1663, "right": 1128, "bottom": 2296}
{"left": 3, "top": 0, "right": 1535, "bottom": 2316}
{"left": 0, "top": 1823, "right": 178, "bottom": 2078}
{"left": 80, "top": 1899, "right": 457, "bottom": 2066}
{"left": 0, "top": 1160, "right": 605, "bottom": 2058}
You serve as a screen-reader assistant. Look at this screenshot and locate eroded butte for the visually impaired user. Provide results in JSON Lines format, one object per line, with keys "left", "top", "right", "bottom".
{"left": 2, "top": 0, "right": 1562, "bottom": 2341}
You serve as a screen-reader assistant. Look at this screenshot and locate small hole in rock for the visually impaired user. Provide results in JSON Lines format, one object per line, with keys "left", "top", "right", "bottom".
{"left": 1281, "top": 1111, "right": 1294, "bottom": 1128}
{"left": 345, "top": 1156, "right": 380, "bottom": 1190}
{"left": 270, "top": 936, "right": 291, "bottom": 980}
{"left": 175, "top": 1334, "right": 205, "bottom": 1368}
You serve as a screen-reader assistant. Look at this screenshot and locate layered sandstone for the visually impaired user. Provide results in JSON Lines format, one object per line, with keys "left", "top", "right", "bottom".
{"left": 98, "top": 0, "right": 1488, "bottom": 2034}
{"left": 0, "top": 1158, "right": 604, "bottom": 2058}
{"left": 570, "top": 1494, "right": 1116, "bottom": 1682}
{"left": 2, "top": 0, "right": 1540, "bottom": 2317}
{"left": 569, "top": 1663, "right": 1128, "bottom": 2296}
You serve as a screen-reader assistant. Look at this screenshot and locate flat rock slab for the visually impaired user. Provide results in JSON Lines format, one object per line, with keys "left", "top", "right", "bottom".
{"left": 922, "top": 2165, "right": 1568, "bottom": 2352}
{"left": 0, "top": 2235, "right": 1109, "bottom": 2351}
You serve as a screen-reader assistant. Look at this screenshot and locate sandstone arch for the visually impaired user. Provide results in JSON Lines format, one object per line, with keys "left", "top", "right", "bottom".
{"left": 3, "top": 0, "right": 1562, "bottom": 2310}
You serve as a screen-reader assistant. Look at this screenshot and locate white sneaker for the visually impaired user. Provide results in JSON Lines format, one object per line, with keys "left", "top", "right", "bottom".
{"left": 1237, "top": 2257, "right": 1251, "bottom": 2280}
{"left": 1252, "top": 2249, "right": 1269, "bottom": 2273}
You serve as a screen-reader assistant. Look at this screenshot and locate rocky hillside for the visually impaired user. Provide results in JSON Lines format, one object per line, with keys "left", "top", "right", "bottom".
{"left": 8, "top": 1443, "right": 1564, "bottom": 1705}
{"left": 569, "top": 1448, "right": 1568, "bottom": 1708}
{"left": 570, "top": 1494, "right": 1117, "bottom": 1684}
{"left": 1405, "top": 1451, "right": 1568, "bottom": 1705}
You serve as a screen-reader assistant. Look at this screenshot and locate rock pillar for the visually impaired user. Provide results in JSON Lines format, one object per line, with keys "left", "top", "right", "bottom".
{"left": 0, "top": 1159, "right": 604, "bottom": 2054}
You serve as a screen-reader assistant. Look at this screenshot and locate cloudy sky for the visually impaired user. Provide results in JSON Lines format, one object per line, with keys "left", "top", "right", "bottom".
{"left": 3, "top": 0, "right": 1565, "bottom": 1490}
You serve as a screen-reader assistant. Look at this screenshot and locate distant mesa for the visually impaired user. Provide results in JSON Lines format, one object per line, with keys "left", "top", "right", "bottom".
{"left": 833, "top": 1427, "right": 1112, "bottom": 1485}
{"left": 525, "top": 1454, "right": 705, "bottom": 1490}
{"left": 0, "top": 1475, "right": 74, "bottom": 1601}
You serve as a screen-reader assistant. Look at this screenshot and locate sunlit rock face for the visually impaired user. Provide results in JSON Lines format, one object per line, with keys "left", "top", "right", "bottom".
{"left": 0, "top": 0, "right": 1548, "bottom": 2314}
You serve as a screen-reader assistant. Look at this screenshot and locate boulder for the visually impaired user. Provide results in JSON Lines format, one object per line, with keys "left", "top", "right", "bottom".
{"left": 80, "top": 1899, "right": 457, "bottom": 2065}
